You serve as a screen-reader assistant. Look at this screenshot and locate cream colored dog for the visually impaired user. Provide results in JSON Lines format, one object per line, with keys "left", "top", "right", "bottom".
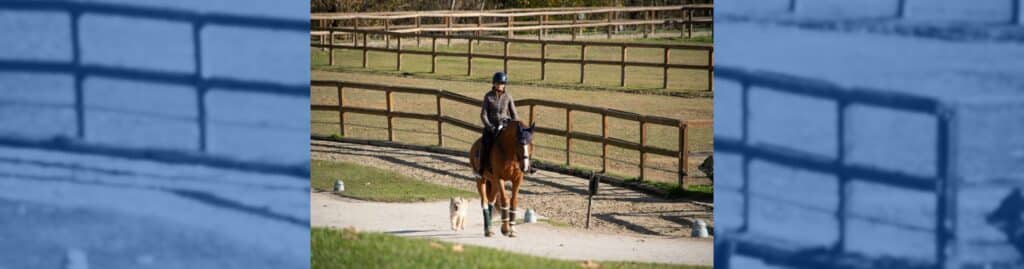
{"left": 449, "top": 197, "right": 467, "bottom": 231}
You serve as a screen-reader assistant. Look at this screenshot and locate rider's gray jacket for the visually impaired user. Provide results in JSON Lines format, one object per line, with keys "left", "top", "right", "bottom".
{"left": 480, "top": 90, "right": 519, "bottom": 131}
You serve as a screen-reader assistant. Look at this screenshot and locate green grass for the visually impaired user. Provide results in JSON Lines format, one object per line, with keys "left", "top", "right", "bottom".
{"left": 312, "top": 35, "right": 713, "bottom": 95}
{"left": 641, "top": 180, "right": 713, "bottom": 201}
{"left": 311, "top": 160, "right": 476, "bottom": 202}
{"left": 312, "top": 227, "right": 710, "bottom": 269}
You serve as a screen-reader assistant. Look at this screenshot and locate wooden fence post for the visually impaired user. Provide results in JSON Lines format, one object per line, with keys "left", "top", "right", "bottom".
{"left": 579, "top": 44, "right": 587, "bottom": 84}
{"left": 651, "top": 10, "right": 657, "bottom": 35}
{"left": 708, "top": 48, "right": 714, "bottom": 91}
{"left": 606, "top": 11, "right": 612, "bottom": 39}
{"left": 678, "top": 123, "right": 688, "bottom": 186}
{"left": 541, "top": 15, "right": 548, "bottom": 38}
{"left": 620, "top": 46, "right": 627, "bottom": 87}
{"left": 446, "top": 16, "right": 452, "bottom": 46}
{"left": 578, "top": 14, "right": 583, "bottom": 37}
{"left": 680, "top": 7, "right": 686, "bottom": 38}
{"left": 416, "top": 16, "right": 422, "bottom": 47}
{"left": 328, "top": 30, "right": 335, "bottom": 66}
{"left": 318, "top": 20, "right": 326, "bottom": 48}
{"left": 896, "top": 0, "right": 907, "bottom": 19}
{"left": 663, "top": 47, "right": 670, "bottom": 89}
{"left": 362, "top": 32, "right": 368, "bottom": 68}
{"left": 639, "top": 120, "right": 647, "bottom": 181}
{"left": 477, "top": 15, "right": 483, "bottom": 44}
{"left": 1011, "top": 0, "right": 1020, "bottom": 24}
{"left": 437, "top": 94, "right": 444, "bottom": 146}
{"left": 644, "top": 10, "right": 650, "bottom": 38}
{"left": 396, "top": 35, "right": 402, "bottom": 71}
{"left": 467, "top": 38, "right": 474, "bottom": 76}
{"left": 529, "top": 105, "right": 535, "bottom": 125}
{"left": 507, "top": 16, "right": 513, "bottom": 38}
{"left": 337, "top": 85, "right": 345, "bottom": 136}
{"left": 540, "top": 43, "right": 547, "bottom": 80}
{"left": 354, "top": 18, "right": 360, "bottom": 46}
{"left": 386, "top": 90, "right": 394, "bottom": 141}
{"left": 566, "top": 109, "right": 573, "bottom": 166}
{"left": 503, "top": 40, "right": 509, "bottom": 74}
{"left": 537, "top": 15, "right": 543, "bottom": 41}
{"left": 601, "top": 113, "right": 608, "bottom": 173}
{"left": 571, "top": 15, "right": 578, "bottom": 40}
{"left": 431, "top": 37, "right": 437, "bottom": 73}
{"left": 385, "top": 19, "right": 391, "bottom": 48}
{"left": 688, "top": 9, "right": 694, "bottom": 38}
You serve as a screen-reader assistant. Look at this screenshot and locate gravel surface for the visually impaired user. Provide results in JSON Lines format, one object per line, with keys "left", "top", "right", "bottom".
{"left": 311, "top": 140, "right": 713, "bottom": 238}
{"left": 312, "top": 193, "right": 713, "bottom": 265}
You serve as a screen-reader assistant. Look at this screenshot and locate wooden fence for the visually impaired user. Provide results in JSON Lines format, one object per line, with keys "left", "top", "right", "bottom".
{"left": 312, "top": 5, "right": 713, "bottom": 40}
{"left": 310, "top": 80, "right": 711, "bottom": 185}
{"left": 311, "top": 28, "right": 713, "bottom": 91}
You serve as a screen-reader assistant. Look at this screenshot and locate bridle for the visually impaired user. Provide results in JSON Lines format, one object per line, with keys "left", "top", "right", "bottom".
{"left": 494, "top": 121, "right": 534, "bottom": 173}
{"left": 515, "top": 124, "right": 533, "bottom": 173}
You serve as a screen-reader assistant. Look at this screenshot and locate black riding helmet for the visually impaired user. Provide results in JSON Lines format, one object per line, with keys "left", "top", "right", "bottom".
{"left": 492, "top": 72, "right": 508, "bottom": 84}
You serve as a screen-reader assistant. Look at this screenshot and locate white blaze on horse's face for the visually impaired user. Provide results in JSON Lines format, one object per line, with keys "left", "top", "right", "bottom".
{"left": 521, "top": 144, "right": 531, "bottom": 172}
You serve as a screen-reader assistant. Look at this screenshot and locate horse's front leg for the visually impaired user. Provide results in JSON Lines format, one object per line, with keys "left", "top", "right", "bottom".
{"left": 508, "top": 176, "right": 522, "bottom": 237}
{"left": 494, "top": 177, "right": 511, "bottom": 237}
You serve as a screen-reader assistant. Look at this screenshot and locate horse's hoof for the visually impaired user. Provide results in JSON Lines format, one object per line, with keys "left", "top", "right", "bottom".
{"left": 485, "top": 231, "right": 494, "bottom": 237}
{"left": 508, "top": 231, "right": 517, "bottom": 238}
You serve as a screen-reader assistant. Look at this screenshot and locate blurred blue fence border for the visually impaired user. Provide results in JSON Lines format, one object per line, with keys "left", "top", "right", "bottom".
{"left": 0, "top": 0, "right": 309, "bottom": 268}
{"left": 715, "top": 1, "right": 1024, "bottom": 269}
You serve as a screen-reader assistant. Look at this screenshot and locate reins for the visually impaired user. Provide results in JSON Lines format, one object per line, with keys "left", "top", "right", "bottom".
{"left": 492, "top": 122, "right": 529, "bottom": 164}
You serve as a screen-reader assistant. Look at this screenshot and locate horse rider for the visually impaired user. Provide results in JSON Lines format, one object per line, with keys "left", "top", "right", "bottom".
{"left": 478, "top": 72, "right": 519, "bottom": 175}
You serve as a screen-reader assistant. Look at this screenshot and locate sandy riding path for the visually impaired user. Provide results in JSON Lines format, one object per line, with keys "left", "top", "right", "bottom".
{"left": 311, "top": 140, "right": 714, "bottom": 237}
{"left": 312, "top": 192, "right": 713, "bottom": 265}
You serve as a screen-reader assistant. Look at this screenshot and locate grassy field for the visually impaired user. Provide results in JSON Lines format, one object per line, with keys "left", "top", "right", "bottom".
{"left": 312, "top": 35, "right": 713, "bottom": 95}
{"left": 312, "top": 227, "right": 711, "bottom": 269}
{"left": 311, "top": 34, "right": 713, "bottom": 187}
{"left": 311, "top": 160, "right": 476, "bottom": 202}
{"left": 311, "top": 69, "right": 712, "bottom": 186}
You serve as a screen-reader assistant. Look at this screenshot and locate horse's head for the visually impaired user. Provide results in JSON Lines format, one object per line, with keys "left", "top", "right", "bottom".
{"left": 515, "top": 121, "right": 536, "bottom": 173}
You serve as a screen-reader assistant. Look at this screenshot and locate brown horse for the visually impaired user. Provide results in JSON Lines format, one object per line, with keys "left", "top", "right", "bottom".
{"left": 469, "top": 120, "right": 535, "bottom": 237}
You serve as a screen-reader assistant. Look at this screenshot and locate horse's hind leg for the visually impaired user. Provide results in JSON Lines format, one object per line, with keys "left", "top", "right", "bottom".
{"left": 476, "top": 177, "right": 494, "bottom": 237}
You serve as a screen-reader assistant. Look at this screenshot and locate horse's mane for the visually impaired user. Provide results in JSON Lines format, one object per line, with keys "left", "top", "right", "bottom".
{"left": 494, "top": 120, "right": 529, "bottom": 157}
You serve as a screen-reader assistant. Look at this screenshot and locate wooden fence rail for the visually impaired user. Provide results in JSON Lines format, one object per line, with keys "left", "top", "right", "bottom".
{"left": 311, "top": 80, "right": 711, "bottom": 185}
{"left": 312, "top": 28, "right": 713, "bottom": 91}
{"left": 312, "top": 5, "right": 712, "bottom": 39}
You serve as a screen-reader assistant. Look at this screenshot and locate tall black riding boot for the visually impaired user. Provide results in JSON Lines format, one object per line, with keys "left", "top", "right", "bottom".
{"left": 477, "top": 148, "right": 486, "bottom": 174}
